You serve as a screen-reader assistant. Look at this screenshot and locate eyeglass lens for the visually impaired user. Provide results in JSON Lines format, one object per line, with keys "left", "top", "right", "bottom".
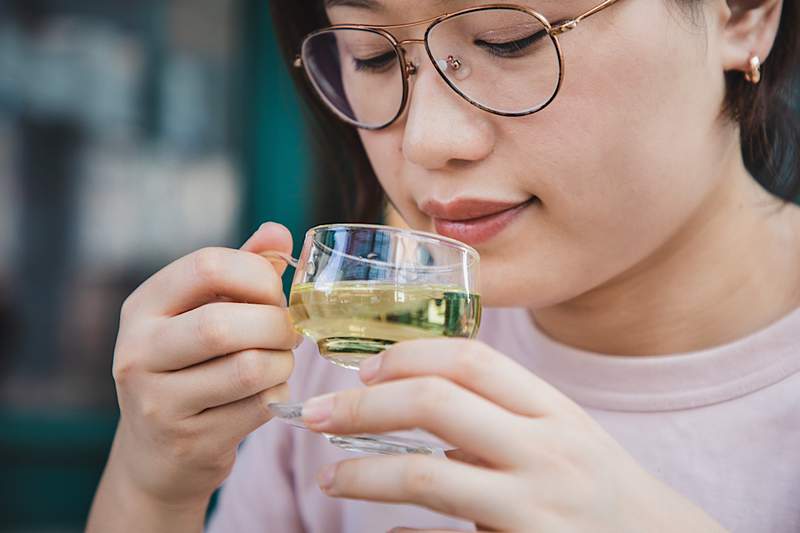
{"left": 301, "top": 7, "right": 561, "bottom": 128}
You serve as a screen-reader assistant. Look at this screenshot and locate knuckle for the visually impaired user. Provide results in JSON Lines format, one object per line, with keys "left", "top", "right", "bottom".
{"left": 145, "top": 318, "right": 167, "bottom": 352}
{"left": 234, "top": 350, "right": 294, "bottom": 395}
{"left": 330, "top": 461, "right": 355, "bottom": 490}
{"left": 139, "top": 398, "right": 165, "bottom": 427}
{"left": 196, "top": 306, "right": 230, "bottom": 351}
{"left": 455, "top": 340, "right": 490, "bottom": 382}
{"left": 192, "top": 247, "right": 228, "bottom": 286}
{"left": 341, "top": 389, "right": 368, "bottom": 428}
{"left": 111, "top": 358, "right": 136, "bottom": 386}
{"left": 234, "top": 350, "right": 265, "bottom": 393}
{"left": 531, "top": 430, "right": 584, "bottom": 479}
{"left": 119, "top": 293, "right": 137, "bottom": 321}
{"left": 403, "top": 457, "right": 436, "bottom": 498}
{"left": 411, "top": 377, "right": 452, "bottom": 418}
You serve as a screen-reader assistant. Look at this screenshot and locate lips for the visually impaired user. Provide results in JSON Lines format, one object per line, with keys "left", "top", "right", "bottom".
{"left": 422, "top": 197, "right": 536, "bottom": 246}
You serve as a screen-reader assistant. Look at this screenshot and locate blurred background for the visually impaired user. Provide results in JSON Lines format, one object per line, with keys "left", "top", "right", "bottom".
{"left": 0, "top": 1, "right": 332, "bottom": 531}
{"left": 0, "top": 1, "right": 797, "bottom": 532}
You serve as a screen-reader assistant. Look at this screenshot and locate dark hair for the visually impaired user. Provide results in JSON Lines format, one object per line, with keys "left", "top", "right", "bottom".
{"left": 269, "top": 1, "right": 800, "bottom": 221}
{"left": 269, "top": 2, "right": 384, "bottom": 223}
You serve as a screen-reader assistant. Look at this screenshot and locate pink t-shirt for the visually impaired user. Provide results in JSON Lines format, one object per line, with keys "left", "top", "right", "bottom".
{"left": 207, "top": 306, "right": 800, "bottom": 532}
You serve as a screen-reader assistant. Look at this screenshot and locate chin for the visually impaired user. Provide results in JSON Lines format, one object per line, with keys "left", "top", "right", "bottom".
{"left": 477, "top": 267, "right": 536, "bottom": 308}
{"left": 476, "top": 252, "right": 592, "bottom": 310}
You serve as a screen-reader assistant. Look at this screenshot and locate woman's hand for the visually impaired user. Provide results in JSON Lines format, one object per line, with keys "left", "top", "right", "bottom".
{"left": 88, "top": 222, "right": 301, "bottom": 532}
{"left": 301, "top": 339, "right": 728, "bottom": 533}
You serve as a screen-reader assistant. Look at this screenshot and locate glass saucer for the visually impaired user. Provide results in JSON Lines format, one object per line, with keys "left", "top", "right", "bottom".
{"left": 269, "top": 402, "right": 447, "bottom": 455}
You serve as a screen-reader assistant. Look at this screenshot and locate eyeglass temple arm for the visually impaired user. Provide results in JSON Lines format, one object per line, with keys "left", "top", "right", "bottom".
{"left": 292, "top": 1, "right": 623, "bottom": 62}
{"left": 552, "top": 0, "right": 621, "bottom": 35}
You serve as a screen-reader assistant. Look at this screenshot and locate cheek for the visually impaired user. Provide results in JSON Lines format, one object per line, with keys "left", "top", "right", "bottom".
{"left": 555, "top": 21, "right": 720, "bottom": 232}
{"left": 485, "top": 7, "right": 726, "bottom": 306}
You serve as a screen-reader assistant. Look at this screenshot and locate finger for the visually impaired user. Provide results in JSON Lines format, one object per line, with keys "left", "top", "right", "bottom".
{"left": 319, "top": 455, "right": 515, "bottom": 530}
{"left": 303, "top": 378, "right": 530, "bottom": 466}
{"left": 190, "top": 382, "right": 289, "bottom": 448}
{"left": 129, "top": 247, "right": 285, "bottom": 316}
{"left": 240, "top": 222, "right": 294, "bottom": 278}
{"left": 158, "top": 349, "right": 294, "bottom": 416}
{"left": 146, "top": 302, "right": 300, "bottom": 371}
{"left": 360, "top": 338, "right": 573, "bottom": 418}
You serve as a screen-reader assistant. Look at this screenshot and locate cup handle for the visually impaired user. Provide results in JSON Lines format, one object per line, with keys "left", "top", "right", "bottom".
{"left": 260, "top": 250, "right": 299, "bottom": 269}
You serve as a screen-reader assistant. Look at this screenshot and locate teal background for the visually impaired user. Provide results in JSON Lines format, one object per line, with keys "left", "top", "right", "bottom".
{"left": 0, "top": 4, "right": 311, "bottom": 531}
{"left": 0, "top": 411, "right": 118, "bottom": 528}
{"left": 240, "top": 1, "right": 312, "bottom": 284}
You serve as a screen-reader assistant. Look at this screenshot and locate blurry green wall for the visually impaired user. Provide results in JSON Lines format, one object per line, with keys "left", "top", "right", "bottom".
{"left": 0, "top": 412, "right": 118, "bottom": 530}
{"left": 0, "top": 4, "right": 310, "bottom": 532}
{"left": 240, "top": 2, "right": 312, "bottom": 291}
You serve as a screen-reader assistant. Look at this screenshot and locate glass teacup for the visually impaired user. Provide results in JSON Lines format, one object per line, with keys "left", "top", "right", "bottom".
{"left": 264, "top": 223, "right": 481, "bottom": 454}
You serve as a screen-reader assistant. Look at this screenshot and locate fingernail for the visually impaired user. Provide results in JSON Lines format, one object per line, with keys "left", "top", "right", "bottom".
{"left": 260, "top": 221, "right": 279, "bottom": 232}
{"left": 303, "top": 394, "right": 335, "bottom": 425}
{"left": 317, "top": 463, "right": 336, "bottom": 491}
{"left": 359, "top": 354, "right": 382, "bottom": 383}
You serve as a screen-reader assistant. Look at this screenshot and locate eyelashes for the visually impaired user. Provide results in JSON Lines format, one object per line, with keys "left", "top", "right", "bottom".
{"left": 474, "top": 29, "right": 547, "bottom": 58}
{"left": 353, "top": 50, "right": 397, "bottom": 72}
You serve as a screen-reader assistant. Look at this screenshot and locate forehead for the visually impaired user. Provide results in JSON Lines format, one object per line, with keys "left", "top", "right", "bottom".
{"left": 325, "top": 0, "right": 449, "bottom": 10}
{"left": 324, "top": 0, "right": 581, "bottom": 20}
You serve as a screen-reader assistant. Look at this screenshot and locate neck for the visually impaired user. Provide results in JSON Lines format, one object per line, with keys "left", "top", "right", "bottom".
{"left": 533, "top": 151, "right": 800, "bottom": 356}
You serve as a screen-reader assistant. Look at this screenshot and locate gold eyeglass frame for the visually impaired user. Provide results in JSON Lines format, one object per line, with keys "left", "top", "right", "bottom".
{"left": 294, "top": 0, "right": 622, "bottom": 130}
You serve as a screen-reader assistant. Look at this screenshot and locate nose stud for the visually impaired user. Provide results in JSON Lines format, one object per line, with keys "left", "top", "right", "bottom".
{"left": 446, "top": 55, "right": 463, "bottom": 71}
{"left": 436, "top": 55, "right": 472, "bottom": 81}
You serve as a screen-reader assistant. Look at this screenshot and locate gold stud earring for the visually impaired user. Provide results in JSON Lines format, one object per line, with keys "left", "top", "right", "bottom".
{"left": 744, "top": 54, "right": 761, "bottom": 85}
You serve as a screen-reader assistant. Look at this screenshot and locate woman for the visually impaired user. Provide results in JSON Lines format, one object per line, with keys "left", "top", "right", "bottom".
{"left": 88, "top": 0, "right": 800, "bottom": 531}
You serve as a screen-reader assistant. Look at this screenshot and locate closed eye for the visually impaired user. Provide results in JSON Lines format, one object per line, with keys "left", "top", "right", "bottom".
{"left": 474, "top": 29, "right": 548, "bottom": 58}
{"left": 353, "top": 50, "right": 397, "bottom": 72}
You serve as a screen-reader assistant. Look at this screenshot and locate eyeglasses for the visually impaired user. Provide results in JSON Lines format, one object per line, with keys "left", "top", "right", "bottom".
{"left": 293, "top": 1, "right": 623, "bottom": 130}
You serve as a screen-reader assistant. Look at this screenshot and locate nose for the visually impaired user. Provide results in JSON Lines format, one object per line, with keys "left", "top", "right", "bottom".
{"left": 400, "top": 60, "right": 496, "bottom": 171}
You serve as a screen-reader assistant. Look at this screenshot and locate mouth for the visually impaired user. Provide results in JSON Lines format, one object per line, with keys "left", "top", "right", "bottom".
{"left": 422, "top": 197, "right": 538, "bottom": 246}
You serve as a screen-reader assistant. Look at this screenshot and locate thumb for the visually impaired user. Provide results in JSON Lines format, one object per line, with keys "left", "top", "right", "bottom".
{"left": 240, "top": 222, "right": 294, "bottom": 277}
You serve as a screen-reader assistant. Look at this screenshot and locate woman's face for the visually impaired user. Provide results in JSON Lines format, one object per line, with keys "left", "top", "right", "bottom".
{"left": 326, "top": 0, "right": 732, "bottom": 308}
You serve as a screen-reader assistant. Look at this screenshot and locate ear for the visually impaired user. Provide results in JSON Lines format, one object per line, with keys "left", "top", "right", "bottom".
{"left": 718, "top": 0, "right": 783, "bottom": 74}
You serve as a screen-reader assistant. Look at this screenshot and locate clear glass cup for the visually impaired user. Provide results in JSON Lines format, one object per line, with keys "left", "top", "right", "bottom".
{"left": 264, "top": 223, "right": 481, "bottom": 455}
